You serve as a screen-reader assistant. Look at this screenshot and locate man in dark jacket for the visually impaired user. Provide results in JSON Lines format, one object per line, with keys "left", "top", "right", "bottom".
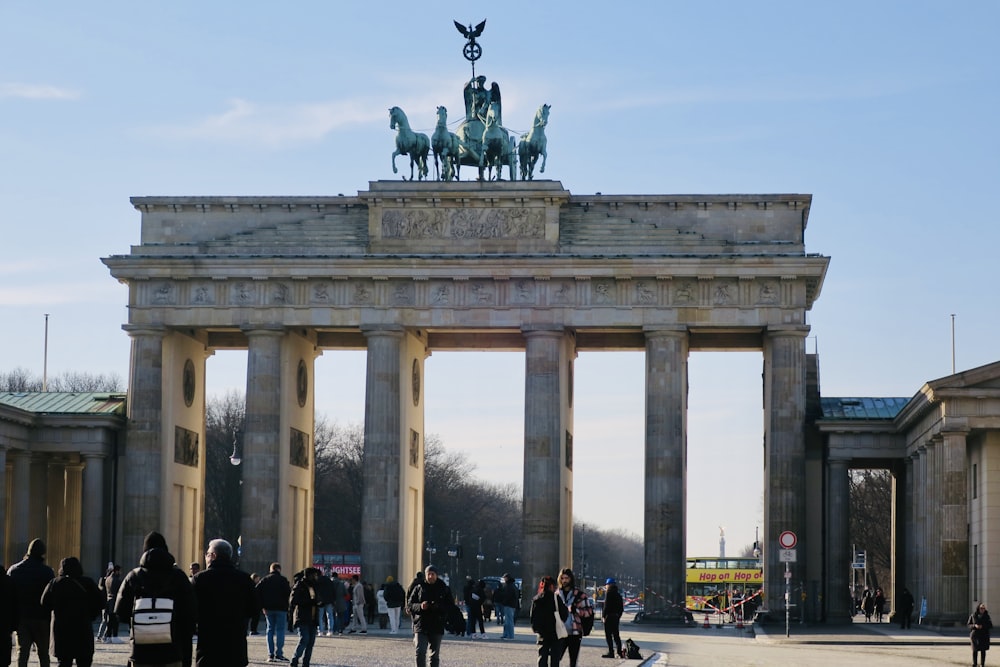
{"left": 408, "top": 565, "right": 454, "bottom": 667}
{"left": 40, "top": 557, "right": 104, "bottom": 667}
{"left": 7, "top": 538, "right": 56, "bottom": 667}
{"left": 116, "top": 531, "right": 197, "bottom": 667}
{"left": 0, "top": 566, "right": 18, "bottom": 667}
{"left": 255, "top": 562, "right": 291, "bottom": 662}
{"left": 192, "top": 538, "right": 258, "bottom": 667}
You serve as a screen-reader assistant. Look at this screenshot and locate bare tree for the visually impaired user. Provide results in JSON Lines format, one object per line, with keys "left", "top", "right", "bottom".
{"left": 204, "top": 391, "right": 245, "bottom": 545}
{"left": 849, "top": 468, "right": 892, "bottom": 594}
{"left": 0, "top": 367, "right": 123, "bottom": 392}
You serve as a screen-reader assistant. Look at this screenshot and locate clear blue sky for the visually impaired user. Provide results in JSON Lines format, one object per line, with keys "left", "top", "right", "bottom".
{"left": 2, "top": 1, "right": 997, "bottom": 558}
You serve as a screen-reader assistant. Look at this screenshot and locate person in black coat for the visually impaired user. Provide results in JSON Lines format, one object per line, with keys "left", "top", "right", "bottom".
{"left": 40, "top": 557, "right": 104, "bottom": 667}
{"left": 192, "top": 539, "right": 258, "bottom": 667}
{"left": 970, "top": 602, "right": 993, "bottom": 667}
{"left": 530, "top": 575, "right": 567, "bottom": 667}
{"left": 408, "top": 565, "right": 454, "bottom": 667}
{"left": 115, "top": 531, "right": 198, "bottom": 667}
{"left": 897, "top": 587, "right": 915, "bottom": 629}
{"left": 288, "top": 568, "right": 321, "bottom": 667}
{"left": 600, "top": 578, "right": 624, "bottom": 659}
{"left": 7, "top": 538, "right": 56, "bottom": 667}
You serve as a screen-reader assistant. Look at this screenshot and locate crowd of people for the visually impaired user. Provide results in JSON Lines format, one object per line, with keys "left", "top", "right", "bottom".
{"left": 1, "top": 537, "right": 642, "bottom": 667}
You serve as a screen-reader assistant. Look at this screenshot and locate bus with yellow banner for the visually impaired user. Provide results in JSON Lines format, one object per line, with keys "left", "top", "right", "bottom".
{"left": 685, "top": 557, "right": 763, "bottom": 619}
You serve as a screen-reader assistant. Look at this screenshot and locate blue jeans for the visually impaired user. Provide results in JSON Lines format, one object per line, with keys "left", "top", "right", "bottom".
{"left": 319, "top": 603, "right": 336, "bottom": 634}
{"left": 265, "top": 609, "right": 287, "bottom": 658}
{"left": 502, "top": 605, "right": 516, "bottom": 638}
{"left": 292, "top": 624, "right": 317, "bottom": 667}
{"left": 413, "top": 632, "right": 443, "bottom": 667}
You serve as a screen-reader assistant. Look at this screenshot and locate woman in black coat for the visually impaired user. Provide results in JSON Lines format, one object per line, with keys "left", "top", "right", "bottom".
{"left": 40, "top": 557, "right": 104, "bottom": 667}
{"left": 530, "top": 576, "right": 567, "bottom": 667}
{"left": 601, "top": 578, "right": 624, "bottom": 659}
{"left": 969, "top": 602, "right": 993, "bottom": 667}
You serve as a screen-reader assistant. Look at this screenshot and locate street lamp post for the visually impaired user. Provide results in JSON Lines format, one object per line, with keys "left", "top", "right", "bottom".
{"left": 426, "top": 524, "right": 437, "bottom": 567}
{"left": 447, "top": 530, "right": 462, "bottom": 583}
{"left": 495, "top": 540, "right": 503, "bottom": 571}
{"left": 476, "top": 537, "right": 485, "bottom": 579}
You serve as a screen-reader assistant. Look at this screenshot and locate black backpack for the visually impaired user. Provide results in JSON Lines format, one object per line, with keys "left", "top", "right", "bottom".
{"left": 625, "top": 638, "right": 642, "bottom": 660}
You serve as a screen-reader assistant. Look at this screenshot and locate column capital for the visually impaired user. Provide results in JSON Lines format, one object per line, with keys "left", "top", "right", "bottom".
{"left": 122, "top": 324, "right": 167, "bottom": 338}
{"left": 521, "top": 325, "right": 567, "bottom": 339}
{"left": 765, "top": 325, "right": 811, "bottom": 338}
{"left": 643, "top": 326, "right": 688, "bottom": 340}
{"left": 241, "top": 324, "right": 286, "bottom": 337}
{"left": 360, "top": 324, "right": 405, "bottom": 338}
{"left": 940, "top": 417, "right": 970, "bottom": 436}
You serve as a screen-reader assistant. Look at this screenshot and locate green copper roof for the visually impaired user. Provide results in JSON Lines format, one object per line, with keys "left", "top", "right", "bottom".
{"left": 820, "top": 397, "right": 909, "bottom": 420}
{"left": 0, "top": 392, "right": 126, "bottom": 415}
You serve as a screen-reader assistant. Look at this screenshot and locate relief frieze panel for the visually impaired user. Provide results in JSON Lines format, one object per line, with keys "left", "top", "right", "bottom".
{"left": 381, "top": 206, "right": 545, "bottom": 239}
{"left": 270, "top": 282, "right": 291, "bottom": 305}
{"left": 672, "top": 280, "right": 697, "bottom": 305}
{"left": 469, "top": 281, "right": 497, "bottom": 306}
{"left": 152, "top": 282, "right": 176, "bottom": 305}
{"left": 191, "top": 283, "right": 215, "bottom": 305}
{"left": 230, "top": 281, "right": 258, "bottom": 305}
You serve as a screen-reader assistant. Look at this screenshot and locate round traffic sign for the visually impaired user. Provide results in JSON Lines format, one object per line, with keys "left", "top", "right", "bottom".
{"left": 779, "top": 531, "right": 797, "bottom": 549}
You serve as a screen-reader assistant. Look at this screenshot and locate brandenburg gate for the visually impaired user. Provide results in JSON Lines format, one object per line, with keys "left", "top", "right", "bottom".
{"left": 103, "top": 180, "right": 828, "bottom": 614}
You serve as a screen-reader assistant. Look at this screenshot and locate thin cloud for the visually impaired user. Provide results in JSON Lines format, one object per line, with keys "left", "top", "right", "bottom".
{"left": 0, "top": 83, "right": 81, "bottom": 100}
{"left": 142, "top": 97, "right": 388, "bottom": 147}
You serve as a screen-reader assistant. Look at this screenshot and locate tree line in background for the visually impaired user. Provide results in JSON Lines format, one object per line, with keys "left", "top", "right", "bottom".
{"left": 0, "top": 367, "right": 123, "bottom": 392}
{"left": 204, "top": 392, "right": 644, "bottom": 588}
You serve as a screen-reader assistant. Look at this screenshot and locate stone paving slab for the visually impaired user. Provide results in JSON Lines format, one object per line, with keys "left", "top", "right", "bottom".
{"left": 72, "top": 616, "right": 971, "bottom": 666}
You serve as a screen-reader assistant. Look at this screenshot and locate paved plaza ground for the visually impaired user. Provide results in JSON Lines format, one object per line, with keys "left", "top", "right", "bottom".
{"left": 43, "top": 615, "right": 975, "bottom": 667}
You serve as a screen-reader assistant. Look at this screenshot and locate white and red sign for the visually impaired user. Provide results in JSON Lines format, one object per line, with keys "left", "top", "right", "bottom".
{"left": 778, "top": 531, "right": 797, "bottom": 549}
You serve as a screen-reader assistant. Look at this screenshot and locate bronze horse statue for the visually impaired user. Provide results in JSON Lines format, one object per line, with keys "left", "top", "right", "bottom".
{"left": 479, "top": 102, "right": 516, "bottom": 181}
{"left": 389, "top": 106, "right": 430, "bottom": 181}
{"left": 518, "top": 104, "right": 550, "bottom": 180}
{"left": 431, "top": 106, "right": 463, "bottom": 181}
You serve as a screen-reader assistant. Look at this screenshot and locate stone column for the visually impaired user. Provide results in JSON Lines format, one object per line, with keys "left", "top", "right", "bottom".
{"left": 360, "top": 326, "right": 404, "bottom": 583}
{"left": 7, "top": 450, "right": 32, "bottom": 565}
{"left": 924, "top": 438, "right": 939, "bottom": 621}
{"left": 29, "top": 454, "right": 49, "bottom": 548}
{"left": 47, "top": 459, "right": 67, "bottom": 562}
{"left": 762, "top": 326, "right": 809, "bottom": 610}
{"left": 913, "top": 445, "right": 928, "bottom": 615}
{"left": 240, "top": 326, "right": 284, "bottom": 576}
{"left": 891, "top": 459, "right": 909, "bottom": 620}
{"left": 0, "top": 445, "right": 6, "bottom": 564}
{"left": 826, "top": 457, "right": 852, "bottom": 622}
{"left": 64, "top": 462, "right": 83, "bottom": 563}
{"left": 643, "top": 327, "right": 688, "bottom": 615}
{"left": 122, "top": 325, "right": 166, "bottom": 561}
{"left": 81, "top": 454, "right": 106, "bottom": 578}
{"left": 522, "top": 328, "right": 574, "bottom": 594}
{"left": 940, "top": 425, "right": 969, "bottom": 623}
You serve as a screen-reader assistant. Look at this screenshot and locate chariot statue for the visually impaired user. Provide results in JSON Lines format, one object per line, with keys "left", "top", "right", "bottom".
{"left": 388, "top": 19, "right": 550, "bottom": 182}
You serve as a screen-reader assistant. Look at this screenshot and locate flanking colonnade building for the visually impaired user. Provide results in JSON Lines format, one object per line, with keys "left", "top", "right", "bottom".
{"left": 0, "top": 179, "right": 994, "bottom": 625}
